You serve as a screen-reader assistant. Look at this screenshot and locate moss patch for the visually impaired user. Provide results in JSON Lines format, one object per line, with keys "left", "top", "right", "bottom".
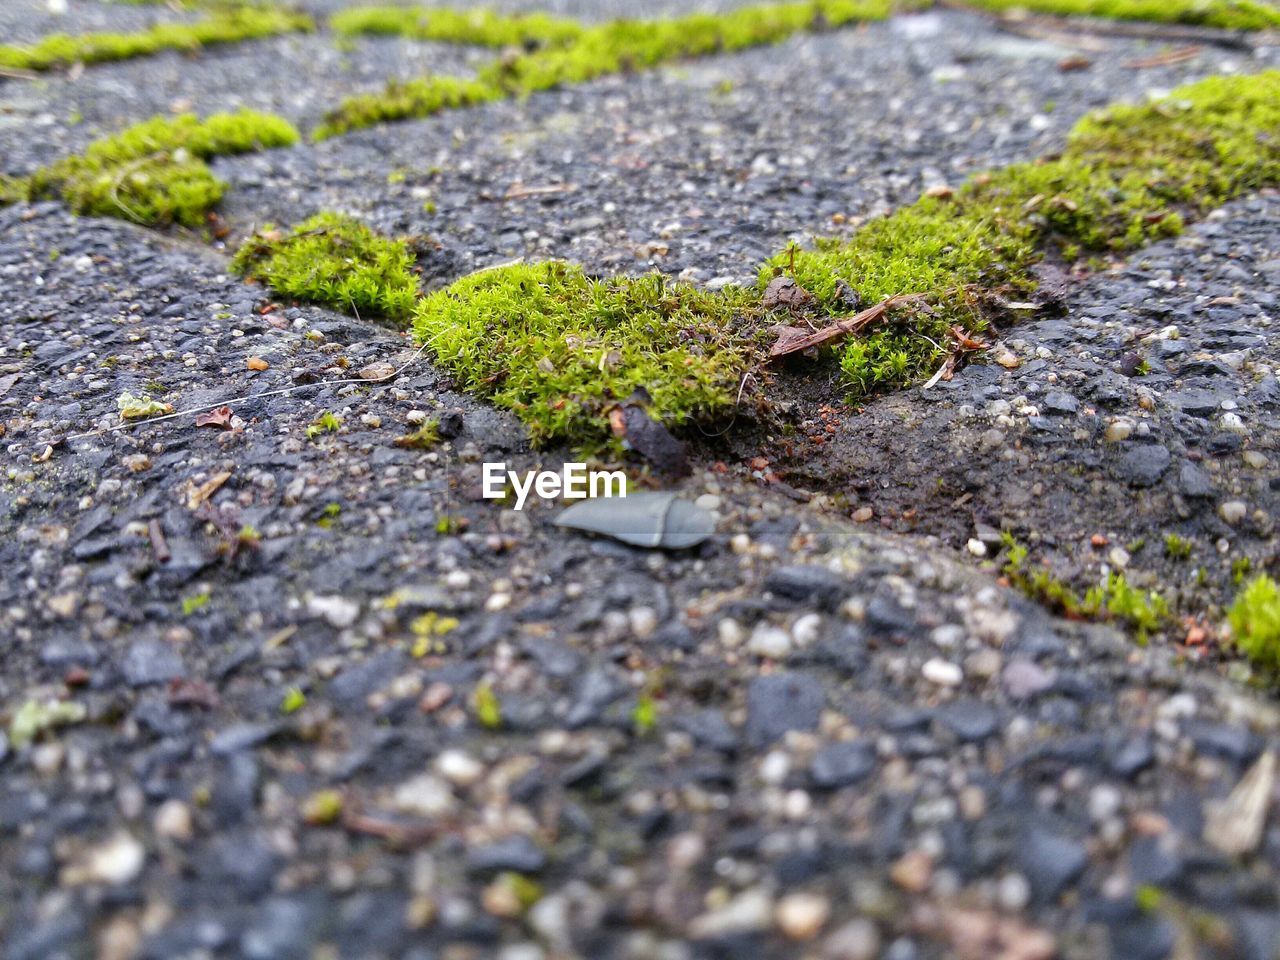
{"left": 330, "top": 6, "right": 585, "bottom": 49}
{"left": 1001, "top": 536, "right": 1171, "bottom": 641}
{"left": 16, "top": 110, "right": 298, "bottom": 227}
{"left": 479, "top": 0, "right": 903, "bottom": 94}
{"left": 314, "top": 76, "right": 502, "bottom": 140}
{"left": 298, "top": 73, "right": 1280, "bottom": 448}
{"left": 0, "top": 6, "right": 313, "bottom": 73}
{"left": 763, "top": 69, "right": 1280, "bottom": 398}
{"left": 959, "top": 0, "right": 1280, "bottom": 31}
{"left": 412, "top": 262, "right": 759, "bottom": 448}
{"left": 1230, "top": 575, "right": 1280, "bottom": 673}
{"left": 231, "top": 213, "right": 420, "bottom": 322}
{"left": 315, "top": 0, "right": 906, "bottom": 138}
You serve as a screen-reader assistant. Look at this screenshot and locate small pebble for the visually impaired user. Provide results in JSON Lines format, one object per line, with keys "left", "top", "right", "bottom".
{"left": 921, "top": 658, "right": 963, "bottom": 687}
{"left": 1219, "top": 500, "right": 1247, "bottom": 525}
{"left": 775, "top": 892, "right": 831, "bottom": 941}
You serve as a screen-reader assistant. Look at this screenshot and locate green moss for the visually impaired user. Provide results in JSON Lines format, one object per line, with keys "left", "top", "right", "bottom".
{"left": 473, "top": 680, "right": 502, "bottom": 729}
{"left": 1229, "top": 575, "right": 1280, "bottom": 673}
{"left": 1164, "top": 533, "right": 1193, "bottom": 560}
{"left": 316, "top": 0, "right": 906, "bottom": 137}
{"left": 0, "top": 175, "right": 26, "bottom": 206}
{"left": 305, "top": 410, "right": 343, "bottom": 440}
{"left": 181, "top": 590, "right": 211, "bottom": 615}
{"left": 394, "top": 418, "right": 440, "bottom": 449}
{"left": 21, "top": 109, "right": 298, "bottom": 227}
{"left": 764, "top": 70, "right": 1280, "bottom": 398}
{"left": 1001, "top": 534, "right": 1171, "bottom": 641}
{"left": 1082, "top": 572, "right": 1170, "bottom": 643}
{"left": 280, "top": 686, "right": 307, "bottom": 714}
{"left": 412, "top": 261, "right": 759, "bottom": 448}
{"left": 330, "top": 6, "right": 585, "bottom": 48}
{"left": 314, "top": 76, "right": 502, "bottom": 140}
{"left": 960, "top": 0, "right": 1280, "bottom": 31}
{"left": 0, "top": 6, "right": 313, "bottom": 72}
{"left": 231, "top": 212, "right": 419, "bottom": 322}
{"left": 481, "top": 0, "right": 900, "bottom": 92}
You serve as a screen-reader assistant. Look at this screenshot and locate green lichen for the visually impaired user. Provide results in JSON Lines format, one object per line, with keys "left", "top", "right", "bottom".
{"left": 1229, "top": 575, "right": 1280, "bottom": 673}
{"left": 412, "top": 261, "right": 759, "bottom": 448}
{"left": 330, "top": 6, "right": 585, "bottom": 48}
{"left": 231, "top": 212, "right": 419, "bottom": 322}
{"left": 19, "top": 109, "right": 298, "bottom": 227}
{"left": 8, "top": 698, "right": 87, "bottom": 749}
{"left": 315, "top": 0, "right": 907, "bottom": 138}
{"left": 0, "top": 6, "right": 313, "bottom": 73}
{"left": 960, "top": 0, "right": 1280, "bottom": 31}
{"left": 763, "top": 70, "right": 1280, "bottom": 398}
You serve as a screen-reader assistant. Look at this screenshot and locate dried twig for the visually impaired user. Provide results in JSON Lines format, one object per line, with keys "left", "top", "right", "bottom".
{"left": 1123, "top": 45, "right": 1202, "bottom": 68}
{"left": 341, "top": 811, "right": 440, "bottom": 848}
{"left": 0, "top": 66, "right": 39, "bottom": 81}
{"left": 503, "top": 182, "right": 577, "bottom": 200}
{"left": 941, "top": 0, "right": 1257, "bottom": 50}
{"left": 148, "top": 519, "right": 171, "bottom": 564}
{"left": 768, "top": 293, "right": 927, "bottom": 359}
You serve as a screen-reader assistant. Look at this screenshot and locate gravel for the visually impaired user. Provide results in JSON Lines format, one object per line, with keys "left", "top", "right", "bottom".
{"left": 0, "top": 3, "right": 1278, "bottom": 959}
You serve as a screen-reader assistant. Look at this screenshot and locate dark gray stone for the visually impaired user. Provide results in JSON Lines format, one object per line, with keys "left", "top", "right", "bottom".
{"left": 466, "top": 835, "right": 547, "bottom": 876}
{"left": 121, "top": 637, "right": 185, "bottom": 687}
{"left": 1115, "top": 445, "right": 1171, "bottom": 487}
{"left": 811, "top": 741, "right": 875, "bottom": 788}
{"left": 935, "top": 701, "right": 999, "bottom": 742}
{"left": 745, "top": 672, "right": 824, "bottom": 747}
{"left": 1018, "top": 827, "right": 1088, "bottom": 901}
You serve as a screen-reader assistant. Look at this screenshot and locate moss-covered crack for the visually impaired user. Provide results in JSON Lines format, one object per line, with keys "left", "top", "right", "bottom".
{"left": 0, "top": 5, "right": 313, "bottom": 73}
{"left": 12, "top": 109, "right": 299, "bottom": 227}
{"left": 234, "top": 70, "right": 1280, "bottom": 452}
{"left": 313, "top": 0, "right": 916, "bottom": 138}
{"left": 958, "top": 0, "right": 1280, "bottom": 32}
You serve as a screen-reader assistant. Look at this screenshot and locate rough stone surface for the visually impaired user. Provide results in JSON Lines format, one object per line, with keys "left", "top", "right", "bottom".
{"left": 0, "top": 4, "right": 1278, "bottom": 958}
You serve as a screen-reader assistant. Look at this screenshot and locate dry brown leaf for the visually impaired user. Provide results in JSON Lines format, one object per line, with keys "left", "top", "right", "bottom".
{"left": 195, "top": 406, "right": 235, "bottom": 430}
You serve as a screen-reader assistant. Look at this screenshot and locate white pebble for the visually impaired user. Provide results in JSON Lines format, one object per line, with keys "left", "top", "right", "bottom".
{"left": 629, "top": 606, "right": 658, "bottom": 639}
{"left": 921, "top": 658, "right": 963, "bottom": 687}
{"left": 1218, "top": 501, "right": 1247, "bottom": 525}
{"left": 823, "top": 918, "right": 881, "bottom": 960}
{"left": 791, "top": 613, "right": 822, "bottom": 647}
{"left": 749, "top": 623, "right": 792, "bottom": 659}
{"left": 435, "top": 750, "right": 484, "bottom": 787}
{"left": 154, "top": 800, "right": 194, "bottom": 842}
{"left": 306, "top": 594, "right": 360, "bottom": 629}
{"left": 775, "top": 892, "right": 830, "bottom": 940}
{"left": 718, "top": 618, "right": 745, "bottom": 648}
